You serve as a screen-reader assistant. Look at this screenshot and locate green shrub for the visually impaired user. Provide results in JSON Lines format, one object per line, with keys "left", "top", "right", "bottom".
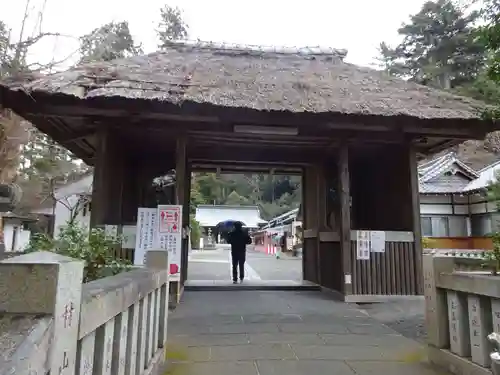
{"left": 190, "top": 215, "right": 201, "bottom": 249}
{"left": 483, "top": 232, "right": 500, "bottom": 275}
{"left": 26, "top": 221, "right": 131, "bottom": 282}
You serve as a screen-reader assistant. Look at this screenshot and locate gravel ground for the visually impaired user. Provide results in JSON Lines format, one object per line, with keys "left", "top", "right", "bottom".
{"left": 356, "top": 298, "right": 427, "bottom": 343}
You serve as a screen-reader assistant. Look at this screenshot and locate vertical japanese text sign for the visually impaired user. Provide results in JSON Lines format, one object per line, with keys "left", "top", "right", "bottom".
{"left": 157, "top": 205, "right": 183, "bottom": 281}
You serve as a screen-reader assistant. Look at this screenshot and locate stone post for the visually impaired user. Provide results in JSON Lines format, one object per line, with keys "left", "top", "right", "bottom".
{"left": 0, "top": 251, "right": 84, "bottom": 375}
{"left": 145, "top": 250, "right": 170, "bottom": 348}
{"left": 423, "top": 255, "right": 454, "bottom": 348}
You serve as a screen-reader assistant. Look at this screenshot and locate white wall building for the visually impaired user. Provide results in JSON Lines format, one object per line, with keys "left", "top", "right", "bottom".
{"left": 418, "top": 153, "right": 500, "bottom": 237}
{"left": 2, "top": 213, "right": 35, "bottom": 252}
{"left": 31, "top": 174, "right": 93, "bottom": 235}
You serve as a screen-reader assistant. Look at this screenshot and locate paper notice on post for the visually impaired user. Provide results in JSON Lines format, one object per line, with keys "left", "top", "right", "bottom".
{"left": 370, "top": 231, "right": 386, "bottom": 253}
{"left": 356, "top": 230, "right": 370, "bottom": 260}
{"left": 134, "top": 207, "right": 158, "bottom": 265}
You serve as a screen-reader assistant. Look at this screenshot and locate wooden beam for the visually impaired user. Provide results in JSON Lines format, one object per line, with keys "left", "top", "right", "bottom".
{"left": 189, "top": 146, "right": 318, "bottom": 165}
{"left": 17, "top": 100, "right": 491, "bottom": 140}
{"left": 404, "top": 125, "right": 485, "bottom": 139}
{"left": 425, "top": 139, "right": 460, "bottom": 154}
{"left": 194, "top": 139, "right": 323, "bottom": 148}
{"left": 188, "top": 130, "right": 328, "bottom": 142}
{"left": 191, "top": 163, "right": 302, "bottom": 174}
{"left": 188, "top": 132, "right": 329, "bottom": 146}
{"left": 59, "top": 128, "right": 96, "bottom": 142}
{"left": 25, "top": 105, "right": 220, "bottom": 123}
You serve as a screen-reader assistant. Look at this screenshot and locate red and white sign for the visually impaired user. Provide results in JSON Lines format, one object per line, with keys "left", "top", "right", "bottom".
{"left": 159, "top": 206, "right": 181, "bottom": 234}
{"left": 157, "top": 205, "right": 183, "bottom": 282}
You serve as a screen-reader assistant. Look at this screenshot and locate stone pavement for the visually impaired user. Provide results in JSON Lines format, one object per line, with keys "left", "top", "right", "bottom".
{"left": 358, "top": 298, "right": 427, "bottom": 343}
{"left": 188, "top": 247, "right": 302, "bottom": 282}
{"left": 165, "top": 290, "right": 444, "bottom": 375}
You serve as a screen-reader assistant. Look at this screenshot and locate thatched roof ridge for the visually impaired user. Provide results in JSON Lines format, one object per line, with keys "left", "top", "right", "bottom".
{"left": 0, "top": 41, "right": 490, "bottom": 120}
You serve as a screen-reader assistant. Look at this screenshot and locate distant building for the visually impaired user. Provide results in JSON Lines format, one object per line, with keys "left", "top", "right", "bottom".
{"left": 195, "top": 204, "right": 267, "bottom": 246}
{"left": 30, "top": 173, "right": 93, "bottom": 235}
{"left": 264, "top": 153, "right": 500, "bottom": 249}
{"left": 418, "top": 152, "right": 500, "bottom": 241}
{"left": 2, "top": 212, "right": 36, "bottom": 252}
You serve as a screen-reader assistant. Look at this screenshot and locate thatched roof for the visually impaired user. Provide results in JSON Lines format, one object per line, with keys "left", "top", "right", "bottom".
{"left": 0, "top": 41, "right": 489, "bottom": 120}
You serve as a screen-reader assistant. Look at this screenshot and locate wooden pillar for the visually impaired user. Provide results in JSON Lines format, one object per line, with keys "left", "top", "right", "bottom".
{"left": 90, "top": 129, "right": 107, "bottom": 228}
{"left": 90, "top": 128, "right": 125, "bottom": 229}
{"left": 315, "top": 164, "right": 327, "bottom": 287}
{"left": 409, "top": 145, "right": 424, "bottom": 294}
{"left": 121, "top": 158, "right": 140, "bottom": 225}
{"left": 300, "top": 171, "right": 307, "bottom": 280}
{"left": 338, "top": 143, "right": 352, "bottom": 295}
{"left": 183, "top": 163, "right": 191, "bottom": 283}
{"left": 172, "top": 136, "right": 188, "bottom": 303}
{"left": 302, "top": 166, "right": 319, "bottom": 284}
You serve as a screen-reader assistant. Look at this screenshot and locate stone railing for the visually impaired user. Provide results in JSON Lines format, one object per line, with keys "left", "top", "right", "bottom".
{"left": 0, "top": 250, "right": 169, "bottom": 375}
{"left": 424, "top": 254, "right": 500, "bottom": 375}
{"left": 424, "top": 248, "right": 487, "bottom": 259}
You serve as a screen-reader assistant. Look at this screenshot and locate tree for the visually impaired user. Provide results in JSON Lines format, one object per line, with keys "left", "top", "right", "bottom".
{"left": 157, "top": 5, "right": 188, "bottom": 48}
{"left": 189, "top": 172, "right": 301, "bottom": 221}
{"left": 78, "top": 21, "right": 142, "bottom": 63}
{"left": 454, "top": 70, "right": 500, "bottom": 103}
{"left": 479, "top": 1, "right": 500, "bottom": 55}
{"left": 0, "top": 0, "right": 81, "bottom": 218}
{"left": 379, "top": 0, "right": 485, "bottom": 89}
{"left": 0, "top": 0, "right": 80, "bottom": 186}
{"left": 17, "top": 130, "right": 88, "bottom": 213}
{"left": 451, "top": 0, "right": 500, "bottom": 102}
{"left": 225, "top": 191, "right": 249, "bottom": 205}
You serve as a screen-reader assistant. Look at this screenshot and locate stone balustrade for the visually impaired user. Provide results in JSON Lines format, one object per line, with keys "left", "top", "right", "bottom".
{"left": 0, "top": 250, "right": 170, "bottom": 375}
{"left": 424, "top": 254, "right": 500, "bottom": 375}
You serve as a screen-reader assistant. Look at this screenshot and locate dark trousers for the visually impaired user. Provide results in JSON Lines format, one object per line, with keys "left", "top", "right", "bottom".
{"left": 231, "top": 252, "right": 245, "bottom": 281}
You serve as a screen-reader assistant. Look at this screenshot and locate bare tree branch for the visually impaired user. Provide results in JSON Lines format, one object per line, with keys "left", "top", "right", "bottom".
{"left": 25, "top": 47, "right": 80, "bottom": 72}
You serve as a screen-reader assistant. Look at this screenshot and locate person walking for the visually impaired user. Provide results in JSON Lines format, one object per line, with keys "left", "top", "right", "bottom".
{"left": 227, "top": 221, "right": 252, "bottom": 284}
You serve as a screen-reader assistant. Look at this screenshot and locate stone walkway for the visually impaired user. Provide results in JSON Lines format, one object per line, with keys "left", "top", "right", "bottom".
{"left": 165, "top": 290, "right": 445, "bottom": 375}
{"left": 188, "top": 247, "right": 303, "bottom": 282}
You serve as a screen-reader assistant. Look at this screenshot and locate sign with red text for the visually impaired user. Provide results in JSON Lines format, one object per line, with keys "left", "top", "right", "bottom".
{"left": 157, "top": 205, "right": 183, "bottom": 281}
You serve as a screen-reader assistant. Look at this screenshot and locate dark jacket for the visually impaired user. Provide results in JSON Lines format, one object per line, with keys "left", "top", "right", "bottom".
{"left": 228, "top": 228, "right": 251, "bottom": 254}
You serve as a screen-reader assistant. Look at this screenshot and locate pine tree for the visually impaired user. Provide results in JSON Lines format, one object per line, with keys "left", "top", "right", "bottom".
{"left": 157, "top": 5, "right": 189, "bottom": 48}
{"left": 379, "top": 0, "right": 484, "bottom": 89}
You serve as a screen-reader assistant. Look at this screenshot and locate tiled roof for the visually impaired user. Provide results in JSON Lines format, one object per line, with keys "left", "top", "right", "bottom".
{"left": 195, "top": 205, "right": 267, "bottom": 228}
{"left": 418, "top": 152, "right": 482, "bottom": 194}
{"left": 419, "top": 181, "right": 471, "bottom": 194}
{"left": 419, "top": 152, "right": 478, "bottom": 183}
{"left": 464, "top": 159, "right": 500, "bottom": 191}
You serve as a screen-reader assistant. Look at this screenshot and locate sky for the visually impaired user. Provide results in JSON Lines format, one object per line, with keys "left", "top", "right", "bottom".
{"left": 3, "top": 0, "right": 428, "bottom": 69}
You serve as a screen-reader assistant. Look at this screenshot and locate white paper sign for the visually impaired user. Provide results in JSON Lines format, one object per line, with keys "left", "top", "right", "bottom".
{"left": 370, "top": 231, "right": 386, "bottom": 253}
{"left": 356, "top": 230, "right": 370, "bottom": 260}
{"left": 104, "top": 224, "right": 118, "bottom": 237}
{"left": 134, "top": 208, "right": 158, "bottom": 265}
{"left": 157, "top": 205, "right": 183, "bottom": 281}
{"left": 122, "top": 225, "right": 137, "bottom": 249}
